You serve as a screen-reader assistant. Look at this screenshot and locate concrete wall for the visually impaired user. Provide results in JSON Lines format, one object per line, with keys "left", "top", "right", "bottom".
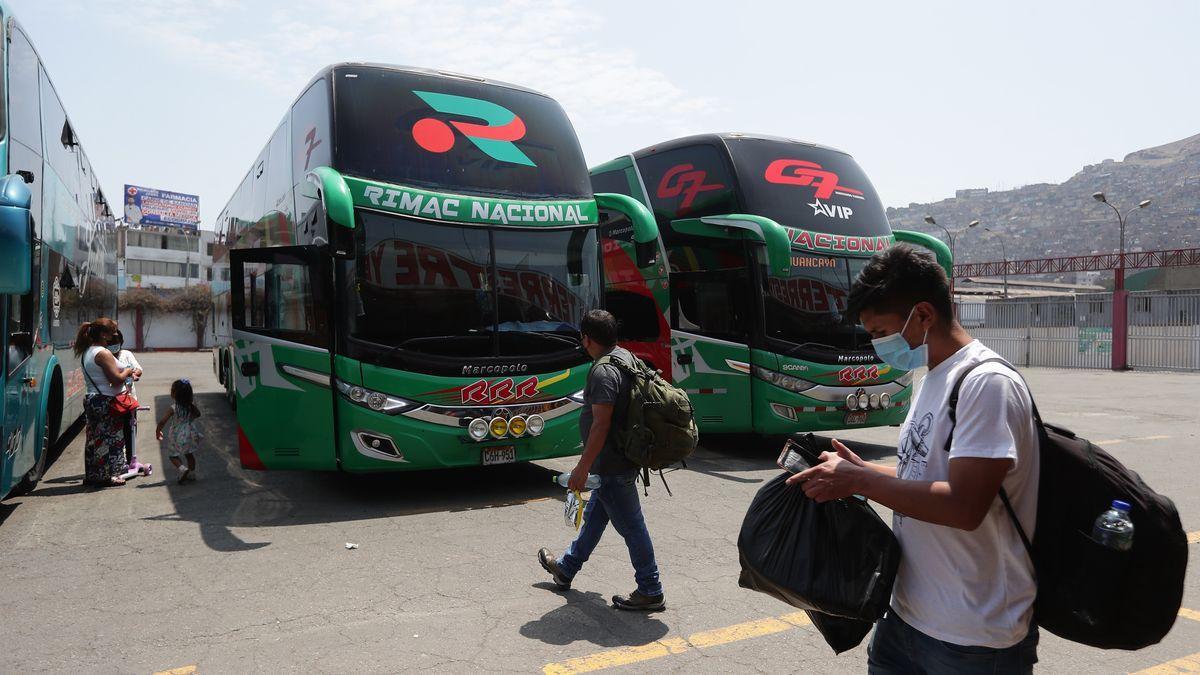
{"left": 135, "top": 311, "right": 212, "bottom": 350}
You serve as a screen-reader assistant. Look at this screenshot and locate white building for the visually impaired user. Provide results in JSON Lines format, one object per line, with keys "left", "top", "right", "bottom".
{"left": 121, "top": 227, "right": 215, "bottom": 289}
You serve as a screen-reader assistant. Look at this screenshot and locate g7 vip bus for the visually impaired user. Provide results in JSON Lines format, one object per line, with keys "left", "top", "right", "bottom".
{"left": 1, "top": 9, "right": 119, "bottom": 499}
{"left": 212, "top": 64, "right": 656, "bottom": 472}
{"left": 590, "top": 133, "right": 951, "bottom": 436}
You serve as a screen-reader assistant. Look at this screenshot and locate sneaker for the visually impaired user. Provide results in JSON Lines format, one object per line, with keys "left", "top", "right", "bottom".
{"left": 612, "top": 590, "right": 665, "bottom": 612}
{"left": 177, "top": 468, "right": 191, "bottom": 485}
{"left": 538, "top": 548, "right": 572, "bottom": 589}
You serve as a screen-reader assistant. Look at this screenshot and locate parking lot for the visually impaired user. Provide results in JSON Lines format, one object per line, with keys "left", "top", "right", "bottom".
{"left": 1, "top": 352, "right": 1197, "bottom": 674}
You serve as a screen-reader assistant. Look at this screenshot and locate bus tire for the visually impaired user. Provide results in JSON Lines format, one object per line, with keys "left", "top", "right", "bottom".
{"left": 225, "top": 353, "right": 237, "bottom": 409}
{"left": 13, "top": 375, "right": 61, "bottom": 496}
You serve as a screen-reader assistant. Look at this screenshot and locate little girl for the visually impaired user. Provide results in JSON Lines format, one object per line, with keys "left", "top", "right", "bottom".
{"left": 156, "top": 379, "right": 203, "bottom": 484}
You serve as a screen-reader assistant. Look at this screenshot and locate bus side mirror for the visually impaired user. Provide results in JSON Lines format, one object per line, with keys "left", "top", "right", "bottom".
{"left": 0, "top": 175, "right": 33, "bottom": 294}
{"left": 329, "top": 216, "right": 356, "bottom": 260}
{"left": 635, "top": 240, "right": 658, "bottom": 268}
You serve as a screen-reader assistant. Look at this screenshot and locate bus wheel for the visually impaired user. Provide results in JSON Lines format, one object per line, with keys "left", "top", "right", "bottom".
{"left": 226, "top": 357, "right": 237, "bottom": 409}
{"left": 12, "top": 416, "right": 51, "bottom": 496}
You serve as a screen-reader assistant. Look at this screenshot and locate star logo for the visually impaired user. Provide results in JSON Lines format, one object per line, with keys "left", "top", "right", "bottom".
{"left": 809, "top": 198, "right": 825, "bottom": 215}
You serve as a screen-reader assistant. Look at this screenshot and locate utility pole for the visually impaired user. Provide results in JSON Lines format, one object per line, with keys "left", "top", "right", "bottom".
{"left": 985, "top": 227, "right": 1008, "bottom": 298}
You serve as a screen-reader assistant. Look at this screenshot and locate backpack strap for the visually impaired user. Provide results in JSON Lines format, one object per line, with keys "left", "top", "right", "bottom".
{"left": 943, "top": 356, "right": 1037, "bottom": 561}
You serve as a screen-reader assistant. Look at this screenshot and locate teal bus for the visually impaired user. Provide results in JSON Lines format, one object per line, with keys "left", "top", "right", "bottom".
{"left": 1, "top": 9, "right": 119, "bottom": 499}
{"left": 212, "top": 64, "right": 656, "bottom": 472}
{"left": 591, "top": 133, "right": 950, "bottom": 436}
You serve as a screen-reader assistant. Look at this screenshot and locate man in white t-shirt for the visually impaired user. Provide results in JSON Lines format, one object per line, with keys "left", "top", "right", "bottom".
{"left": 788, "top": 244, "right": 1040, "bottom": 674}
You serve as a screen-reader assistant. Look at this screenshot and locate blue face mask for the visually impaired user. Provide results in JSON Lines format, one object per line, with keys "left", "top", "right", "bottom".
{"left": 870, "top": 307, "right": 928, "bottom": 371}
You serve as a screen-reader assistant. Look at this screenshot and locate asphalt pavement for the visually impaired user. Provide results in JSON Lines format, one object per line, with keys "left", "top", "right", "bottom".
{"left": 1, "top": 352, "right": 1197, "bottom": 674}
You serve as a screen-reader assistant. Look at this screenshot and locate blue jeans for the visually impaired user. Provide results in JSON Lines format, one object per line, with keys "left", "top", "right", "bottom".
{"left": 868, "top": 609, "right": 1039, "bottom": 675}
{"left": 557, "top": 471, "right": 663, "bottom": 597}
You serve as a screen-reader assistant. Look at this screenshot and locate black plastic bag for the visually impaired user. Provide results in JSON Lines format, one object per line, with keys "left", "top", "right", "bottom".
{"left": 738, "top": 469, "right": 900, "bottom": 651}
{"left": 806, "top": 610, "right": 874, "bottom": 655}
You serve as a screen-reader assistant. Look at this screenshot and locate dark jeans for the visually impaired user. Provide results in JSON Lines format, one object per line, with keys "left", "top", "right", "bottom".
{"left": 557, "top": 471, "right": 662, "bottom": 597}
{"left": 868, "top": 609, "right": 1039, "bottom": 675}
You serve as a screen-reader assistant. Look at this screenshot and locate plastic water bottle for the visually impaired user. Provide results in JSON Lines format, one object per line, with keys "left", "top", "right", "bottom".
{"left": 1092, "top": 500, "right": 1135, "bottom": 551}
{"left": 554, "top": 473, "right": 601, "bottom": 491}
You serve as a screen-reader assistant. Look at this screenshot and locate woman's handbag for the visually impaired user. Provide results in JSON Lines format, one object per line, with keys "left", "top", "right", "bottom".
{"left": 82, "top": 356, "right": 139, "bottom": 416}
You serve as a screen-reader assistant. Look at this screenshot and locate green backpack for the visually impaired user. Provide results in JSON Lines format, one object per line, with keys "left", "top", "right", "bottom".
{"left": 591, "top": 351, "right": 699, "bottom": 473}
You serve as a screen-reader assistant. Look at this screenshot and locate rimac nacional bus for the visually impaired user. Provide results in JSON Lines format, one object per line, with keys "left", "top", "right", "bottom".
{"left": 212, "top": 64, "right": 656, "bottom": 472}
{"left": 590, "top": 133, "right": 950, "bottom": 436}
{"left": 1, "top": 9, "right": 119, "bottom": 499}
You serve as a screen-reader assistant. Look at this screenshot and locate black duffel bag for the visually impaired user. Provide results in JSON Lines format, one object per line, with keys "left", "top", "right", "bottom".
{"left": 738, "top": 442, "right": 901, "bottom": 653}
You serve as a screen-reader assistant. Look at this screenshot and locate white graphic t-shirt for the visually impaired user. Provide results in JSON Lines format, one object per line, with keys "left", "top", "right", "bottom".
{"left": 890, "top": 340, "right": 1040, "bottom": 649}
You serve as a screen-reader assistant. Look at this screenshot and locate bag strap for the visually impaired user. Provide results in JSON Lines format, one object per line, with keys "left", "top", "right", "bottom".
{"left": 943, "top": 356, "right": 1037, "bottom": 561}
{"left": 81, "top": 352, "right": 102, "bottom": 392}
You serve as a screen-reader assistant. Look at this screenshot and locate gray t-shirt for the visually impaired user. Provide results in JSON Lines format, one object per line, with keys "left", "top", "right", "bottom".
{"left": 580, "top": 346, "right": 636, "bottom": 475}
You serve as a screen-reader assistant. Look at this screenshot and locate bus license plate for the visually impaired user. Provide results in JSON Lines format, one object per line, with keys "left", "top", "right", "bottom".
{"left": 482, "top": 446, "right": 516, "bottom": 466}
{"left": 844, "top": 411, "right": 869, "bottom": 425}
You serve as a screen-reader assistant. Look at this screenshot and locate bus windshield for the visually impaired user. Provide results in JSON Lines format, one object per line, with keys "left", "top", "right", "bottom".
{"left": 333, "top": 65, "right": 591, "bottom": 200}
{"left": 726, "top": 137, "right": 891, "bottom": 238}
{"left": 761, "top": 250, "right": 872, "bottom": 354}
{"left": 347, "top": 211, "right": 601, "bottom": 358}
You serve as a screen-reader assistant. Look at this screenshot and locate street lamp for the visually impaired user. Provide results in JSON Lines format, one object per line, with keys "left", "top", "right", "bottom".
{"left": 1092, "top": 192, "right": 1151, "bottom": 371}
{"left": 984, "top": 227, "right": 1008, "bottom": 298}
{"left": 923, "top": 215, "right": 979, "bottom": 264}
{"left": 1091, "top": 192, "right": 1151, "bottom": 292}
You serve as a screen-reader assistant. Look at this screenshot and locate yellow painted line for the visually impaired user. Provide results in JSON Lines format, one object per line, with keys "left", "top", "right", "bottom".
{"left": 536, "top": 369, "right": 571, "bottom": 390}
{"left": 1180, "top": 608, "right": 1200, "bottom": 622}
{"left": 1094, "top": 435, "right": 1171, "bottom": 446}
{"left": 542, "top": 611, "right": 812, "bottom": 674}
{"left": 154, "top": 667, "right": 197, "bottom": 675}
{"left": 1187, "top": 531, "right": 1200, "bottom": 545}
{"left": 1132, "top": 651, "right": 1200, "bottom": 674}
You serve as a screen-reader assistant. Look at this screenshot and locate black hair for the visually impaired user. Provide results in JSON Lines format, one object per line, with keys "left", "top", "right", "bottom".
{"left": 580, "top": 309, "right": 619, "bottom": 348}
{"left": 171, "top": 379, "right": 201, "bottom": 418}
{"left": 73, "top": 317, "right": 119, "bottom": 356}
{"left": 847, "top": 244, "right": 954, "bottom": 324}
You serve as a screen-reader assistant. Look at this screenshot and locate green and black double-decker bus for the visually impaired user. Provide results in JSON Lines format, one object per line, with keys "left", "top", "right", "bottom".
{"left": 591, "top": 133, "right": 950, "bottom": 436}
{"left": 212, "top": 64, "right": 656, "bottom": 472}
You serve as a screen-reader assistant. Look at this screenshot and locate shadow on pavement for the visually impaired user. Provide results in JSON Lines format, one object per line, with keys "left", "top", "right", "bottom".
{"left": 520, "top": 583, "right": 670, "bottom": 647}
{"left": 141, "top": 393, "right": 563, "bottom": 553}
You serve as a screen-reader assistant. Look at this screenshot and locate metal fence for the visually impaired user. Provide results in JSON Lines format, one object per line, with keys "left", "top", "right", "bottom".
{"left": 956, "top": 290, "right": 1200, "bottom": 371}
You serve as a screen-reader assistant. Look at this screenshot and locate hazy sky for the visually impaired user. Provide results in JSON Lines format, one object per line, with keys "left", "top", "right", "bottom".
{"left": 11, "top": 0, "right": 1199, "bottom": 229}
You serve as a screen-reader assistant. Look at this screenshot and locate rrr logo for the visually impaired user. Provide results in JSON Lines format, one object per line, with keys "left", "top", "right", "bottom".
{"left": 411, "top": 90, "right": 536, "bottom": 167}
{"left": 838, "top": 365, "right": 879, "bottom": 384}
{"left": 764, "top": 159, "right": 864, "bottom": 201}
{"left": 461, "top": 376, "right": 540, "bottom": 404}
{"left": 656, "top": 163, "right": 725, "bottom": 210}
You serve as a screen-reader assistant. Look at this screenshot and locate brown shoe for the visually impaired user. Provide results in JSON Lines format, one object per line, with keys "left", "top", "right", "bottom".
{"left": 612, "top": 590, "right": 665, "bottom": 611}
{"left": 538, "top": 548, "right": 572, "bottom": 589}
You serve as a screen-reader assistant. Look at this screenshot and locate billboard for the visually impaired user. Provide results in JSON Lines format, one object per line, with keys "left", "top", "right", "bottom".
{"left": 123, "top": 184, "right": 199, "bottom": 230}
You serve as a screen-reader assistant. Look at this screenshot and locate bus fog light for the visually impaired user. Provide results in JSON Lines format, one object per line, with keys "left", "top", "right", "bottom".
{"left": 508, "top": 416, "right": 528, "bottom": 437}
{"left": 489, "top": 417, "right": 509, "bottom": 439}
{"left": 527, "top": 414, "right": 545, "bottom": 436}
{"left": 846, "top": 394, "right": 859, "bottom": 411}
{"left": 367, "top": 393, "right": 387, "bottom": 410}
{"left": 880, "top": 393, "right": 891, "bottom": 409}
{"left": 857, "top": 393, "right": 869, "bottom": 410}
{"left": 869, "top": 394, "right": 880, "bottom": 409}
{"left": 468, "top": 418, "right": 490, "bottom": 441}
{"left": 770, "top": 402, "right": 797, "bottom": 421}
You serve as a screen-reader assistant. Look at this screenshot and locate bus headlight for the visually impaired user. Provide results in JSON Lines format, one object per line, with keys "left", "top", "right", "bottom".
{"left": 751, "top": 365, "right": 817, "bottom": 394}
{"left": 857, "top": 393, "right": 869, "bottom": 410}
{"left": 508, "top": 415, "right": 528, "bottom": 438}
{"left": 868, "top": 393, "right": 880, "bottom": 409}
{"left": 880, "top": 393, "right": 892, "bottom": 409}
{"left": 335, "top": 379, "right": 417, "bottom": 415}
{"left": 527, "top": 414, "right": 545, "bottom": 436}
{"left": 846, "top": 394, "right": 859, "bottom": 410}
{"left": 367, "top": 392, "right": 387, "bottom": 411}
{"left": 489, "top": 416, "right": 509, "bottom": 439}
{"left": 468, "top": 417, "right": 490, "bottom": 441}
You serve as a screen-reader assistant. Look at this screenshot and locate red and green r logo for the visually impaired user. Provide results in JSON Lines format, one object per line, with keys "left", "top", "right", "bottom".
{"left": 411, "top": 91, "right": 536, "bottom": 167}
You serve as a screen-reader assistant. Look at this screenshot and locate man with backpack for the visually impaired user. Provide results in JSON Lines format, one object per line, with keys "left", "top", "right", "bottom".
{"left": 787, "top": 245, "right": 1040, "bottom": 673}
{"left": 538, "top": 309, "right": 666, "bottom": 611}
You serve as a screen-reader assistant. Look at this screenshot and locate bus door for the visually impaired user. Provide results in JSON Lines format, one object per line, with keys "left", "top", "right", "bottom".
{"left": 666, "top": 240, "right": 754, "bottom": 432}
{"left": 229, "top": 246, "right": 336, "bottom": 470}
{"left": 3, "top": 291, "right": 39, "bottom": 494}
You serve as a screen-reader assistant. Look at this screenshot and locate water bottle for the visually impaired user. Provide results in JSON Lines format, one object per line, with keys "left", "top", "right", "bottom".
{"left": 554, "top": 473, "right": 601, "bottom": 491}
{"left": 1092, "top": 500, "right": 1135, "bottom": 551}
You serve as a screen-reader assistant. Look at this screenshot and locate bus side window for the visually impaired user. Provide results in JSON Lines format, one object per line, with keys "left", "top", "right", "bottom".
{"left": 605, "top": 290, "right": 660, "bottom": 342}
{"left": 233, "top": 249, "right": 328, "bottom": 349}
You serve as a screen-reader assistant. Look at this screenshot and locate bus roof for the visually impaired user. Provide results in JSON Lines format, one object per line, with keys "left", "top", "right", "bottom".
{"left": 301, "top": 62, "right": 558, "bottom": 104}
{"left": 628, "top": 133, "right": 855, "bottom": 162}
